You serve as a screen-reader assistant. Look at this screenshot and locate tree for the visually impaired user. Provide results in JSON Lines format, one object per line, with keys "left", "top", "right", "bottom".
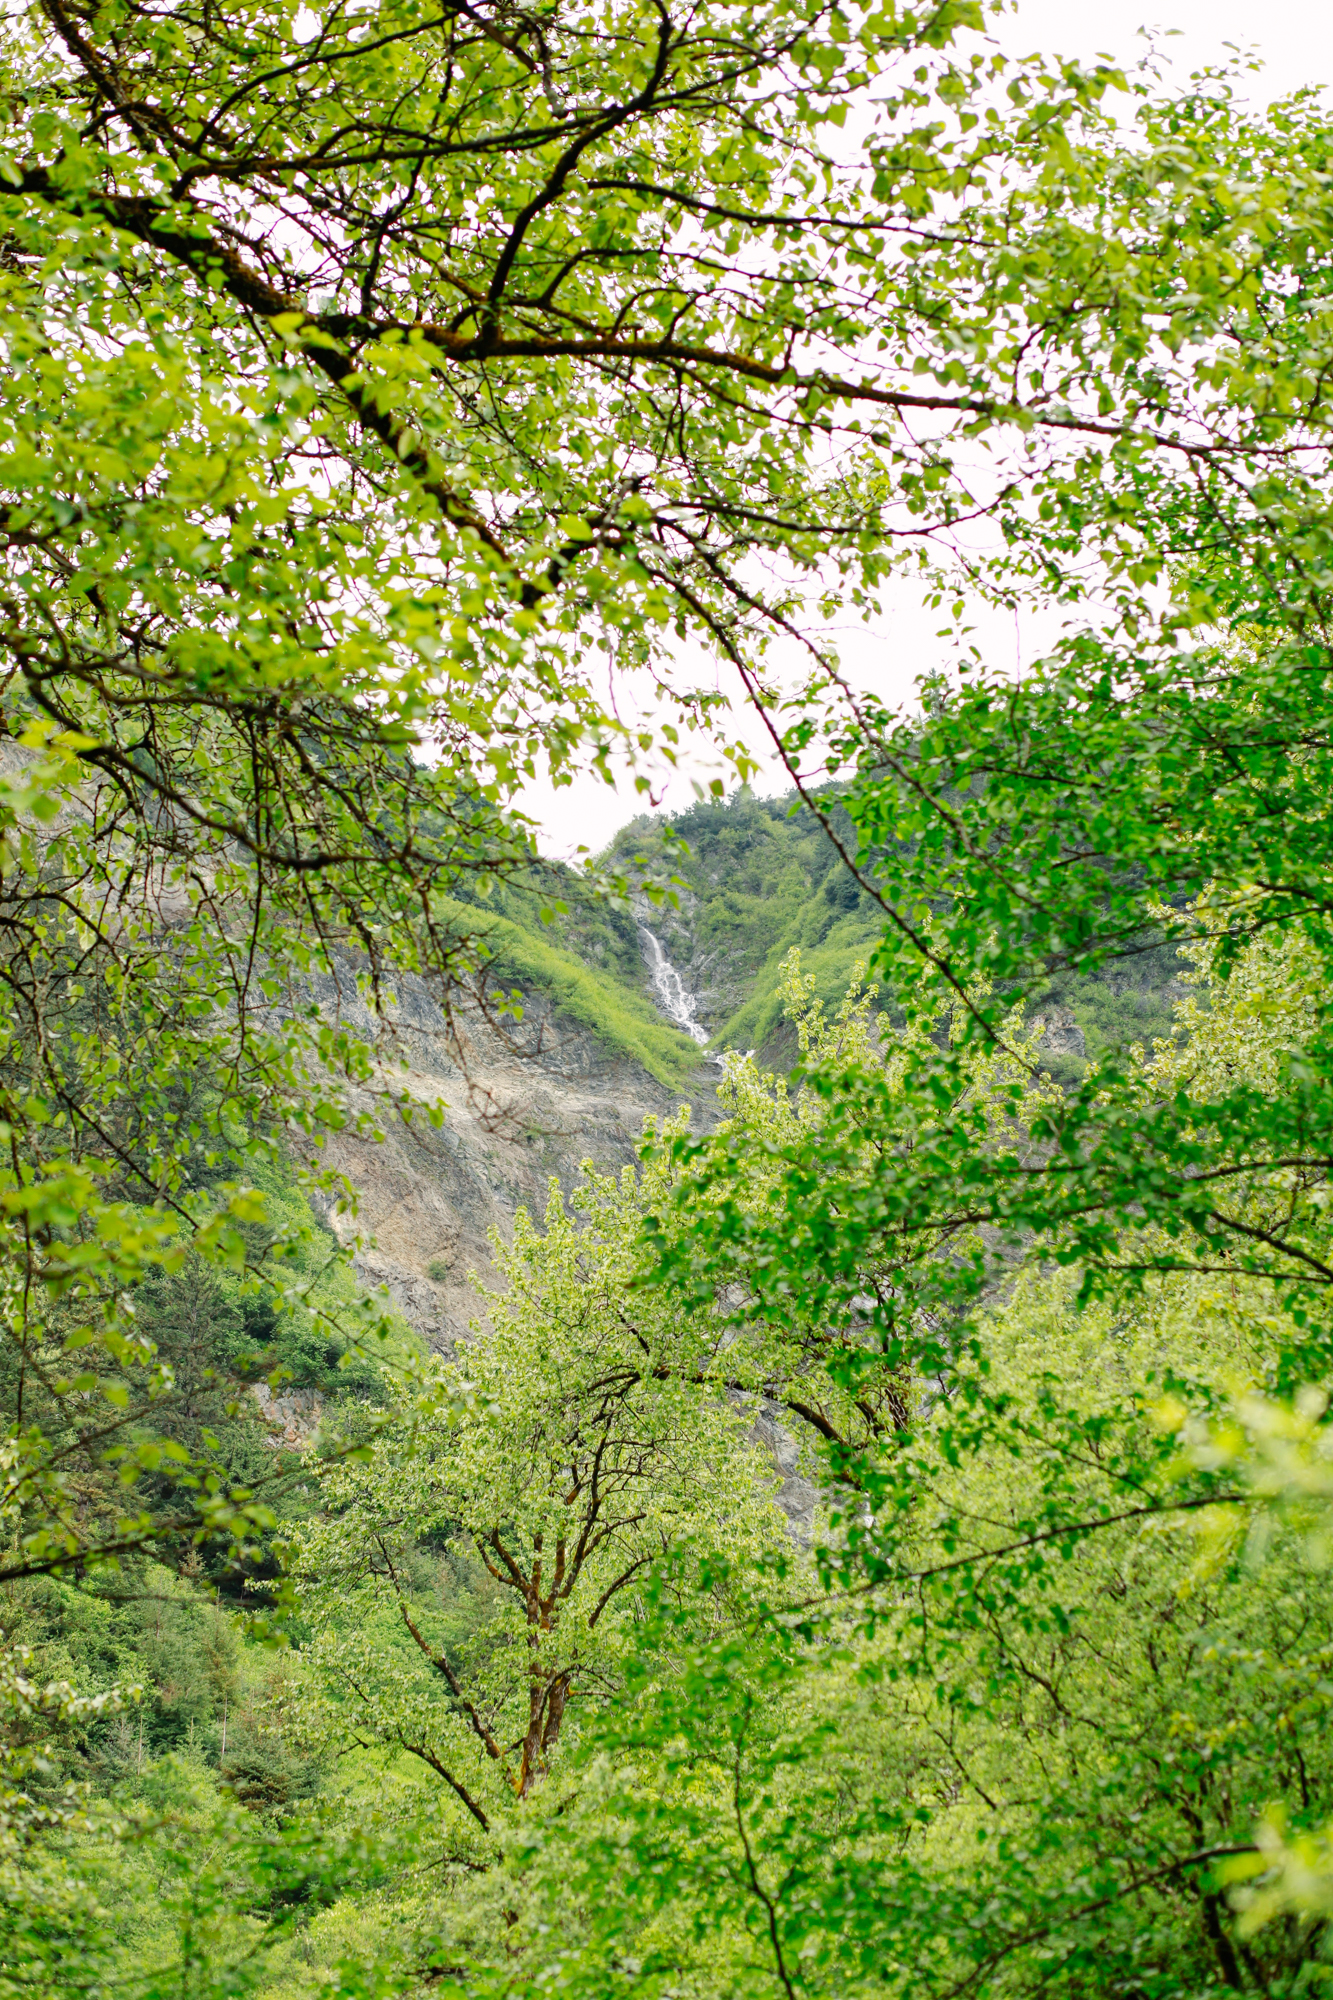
{"left": 653, "top": 951, "right": 1060, "bottom": 1466}
{"left": 4, "top": 0, "right": 1332, "bottom": 1576}
{"left": 5, "top": 0, "right": 1333, "bottom": 1986}
{"left": 457, "top": 941, "right": 1333, "bottom": 2000}
{"left": 0, "top": 0, "right": 1041, "bottom": 1581}
{"left": 291, "top": 1159, "right": 788, "bottom": 1842}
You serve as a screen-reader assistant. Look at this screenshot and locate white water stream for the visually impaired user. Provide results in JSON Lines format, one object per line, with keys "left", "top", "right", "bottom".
{"left": 637, "top": 925, "right": 722, "bottom": 1059}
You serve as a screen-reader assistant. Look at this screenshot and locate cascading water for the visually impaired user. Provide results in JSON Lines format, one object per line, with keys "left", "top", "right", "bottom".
{"left": 637, "top": 925, "right": 722, "bottom": 1061}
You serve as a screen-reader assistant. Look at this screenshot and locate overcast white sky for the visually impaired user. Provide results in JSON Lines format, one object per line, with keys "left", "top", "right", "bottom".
{"left": 521, "top": 0, "right": 1333, "bottom": 860}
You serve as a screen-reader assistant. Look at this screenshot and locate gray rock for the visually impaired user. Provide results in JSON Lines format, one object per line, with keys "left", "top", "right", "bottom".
{"left": 1030, "top": 1004, "right": 1087, "bottom": 1062}
{"left": 299, "top": 966, "right": 722, "bottom": 1354}
{"left": 253, "top": 1381, "right": 325, "bottom": 1446}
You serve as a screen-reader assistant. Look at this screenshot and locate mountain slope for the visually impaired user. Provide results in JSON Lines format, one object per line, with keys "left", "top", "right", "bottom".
{"left": 598, "top": 789, "right": 1189, "bottom": 1073}
{"left": 606, "top": 791, "right": 883, "bottom": 1058}
{"left": 314, "top": 786, "right": 1194, "bottom": 1357}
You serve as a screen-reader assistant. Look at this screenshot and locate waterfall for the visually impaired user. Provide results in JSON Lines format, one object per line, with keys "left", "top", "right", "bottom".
{"left": 637, "top": 925, "right": 717, "bottom": 1054}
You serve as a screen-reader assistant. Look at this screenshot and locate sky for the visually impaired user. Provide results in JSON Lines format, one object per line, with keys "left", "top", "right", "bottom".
{"left": 520, "top": 0, "right": 1333, "bottom": 860}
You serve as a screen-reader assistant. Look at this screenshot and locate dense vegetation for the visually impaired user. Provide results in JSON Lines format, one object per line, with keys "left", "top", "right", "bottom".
{"left": 2, "top": 0, "right": 1333, "bottom": 1993}
{"left": 434, "top": 882, "right": 705, "bottom": 1087}
{"left": 11, "top": 941, "right": 1332, "bottom": 1998}
{"left": 602, "top": 790, "right": 1183, "bottom": 1067}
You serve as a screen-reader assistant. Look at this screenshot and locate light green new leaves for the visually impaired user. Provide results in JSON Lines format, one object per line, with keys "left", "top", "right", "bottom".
{"left": 292, "top": 1155, "right": 789, "bottom": 1834}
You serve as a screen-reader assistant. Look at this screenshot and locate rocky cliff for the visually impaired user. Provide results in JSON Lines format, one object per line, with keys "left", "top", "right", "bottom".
{"left": 297, "top": 940, "right": 819, "bottom": 1533}
{"left": 302, "top": 954, "right": 722, "bottom": 1357}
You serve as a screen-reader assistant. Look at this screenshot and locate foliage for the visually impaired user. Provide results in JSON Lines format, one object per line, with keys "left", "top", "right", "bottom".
{"left": 30, "top": 1779, "right": 411, "bottom": 2000}
{"left": 291, "top": 1156, "right": 789, "bottom": 1835}
{"left": 431, "top": 891, "right": 702, "bottom": 1089}
{"left": 5, "top": 0, "right": 1333, "bottom": 1985}
{"left": 8, "top": 938, "right": 1333, "bottom": 1997}
{"left": 442, "top": 946, "right": 1333, "bottom": 2000}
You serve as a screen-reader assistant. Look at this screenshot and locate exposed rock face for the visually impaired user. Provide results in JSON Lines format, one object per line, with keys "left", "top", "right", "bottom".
{"left": 301, "top": 954, "right": 818, "bottom": 1535}
{"left": 1030, "top": 1004, "right": 1087, "bottom": 1063}
{"left": 253, "top": 1382, "right": 325, "bottom": 1447}
{"left": 302, "top": 962, "right": 722, "bottom": 1356}
{"left": 749, "top": 1397, "right": 817, "bottom": 1540}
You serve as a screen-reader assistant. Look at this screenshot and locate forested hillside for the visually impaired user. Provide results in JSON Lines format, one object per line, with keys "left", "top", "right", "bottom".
{"left": 3, "top": 0, "right": 1333, "bottom": 1994}
{"left": 476, "top": 782, "right": 1184, "bottom": 1085}
{"left": 600, "top": 791, "right": 1185, "bottom": 1070}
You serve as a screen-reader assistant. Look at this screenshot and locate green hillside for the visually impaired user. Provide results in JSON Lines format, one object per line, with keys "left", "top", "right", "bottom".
{"left": 603, "top": 790, "right": 885, "bottom": 1056}
{"left": 453, "top": 786, "right": 1189, "bottom": 1085}
{"left": 592, "top": 790, "right": 1185, "bottom": 1071}
{"left": 457, "top": 793, "right": 884, "bottom": 1072}
{"left": 432, "top": 887, "right": 703, "bottom": 1089}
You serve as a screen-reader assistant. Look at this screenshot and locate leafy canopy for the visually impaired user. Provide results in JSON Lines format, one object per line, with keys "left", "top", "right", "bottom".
{"left": 2, "top": 0, "right": 1333, "bottom": 1989}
